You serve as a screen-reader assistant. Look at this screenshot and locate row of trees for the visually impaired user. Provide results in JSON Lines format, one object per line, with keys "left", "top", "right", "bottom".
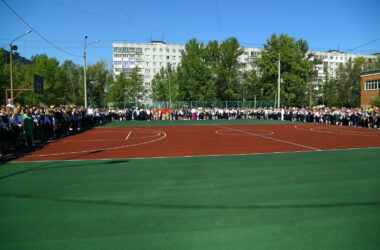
{"left": 1, "top": 33, "right": 379, "bottom": 108}
{"left": 151, "top": 34, "right": 380, "bottom": 107}
{"left": 0, "top": 49, "right": 147, "bottom": 107}
{"left": 0, "top": 50, "right": 112, "bottom": 107}
{"left": 323, "top": 57, "right": 380, "bottom": 107}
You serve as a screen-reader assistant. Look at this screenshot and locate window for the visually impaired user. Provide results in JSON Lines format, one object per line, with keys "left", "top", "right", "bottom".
{"left": 153, "top": 69, "right": 156, "bottom": 73}
{"left": 172, "top": 49, "right": 176, "bottom": 53}
{"left": 173, "top": 56, "right": 176, "bottom": 60}
{"left": 179, "top": 49, "right": 184, "bottom": 53}
{"left": 153, "top": 48, "right": 156, "bottom": 52}
{"left": 159, "top": 48, "right": 163, "bottom": 52}
{"left": 153, "top": 62, "right": 156, "bottom": 66}
{"left": 145, "top": 55, "right": 150, "bottom": 59}
{"left": 166, "top": 49, "right": 169, "bottom": 52}
{"left": 166, "top": 56, "right": 170, "bottom": 60}
{"left": 136, "top": 48, "right": 142, "bottom": 52}
{"left": 145, "top": 48, "right": 150, "bottom": 52}
{"left": 365, "top": 80, "right": 379, "bottom": 90}
{"left": 145, "top": 82, "right": 150, "bottom": 88}
{"left": 145, "top": 69, "right": 150, "bottom": 73}
{"left": 244, "top": 52, "right": 248, "bottom": 55}
{"left": 160, "top": 55, "right": 163, "bottom": 60}
{"left": 146, "top": 62, "right": 149, "bottom": 66}
{"left": 153, "top": 55, "right": 156, "bottom": 59}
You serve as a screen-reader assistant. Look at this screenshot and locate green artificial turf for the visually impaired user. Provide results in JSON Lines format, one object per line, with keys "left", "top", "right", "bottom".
{"left": 0, "top": 148, "right": 380, "bottom": 249}
{"left": 101, "top": 118, "right": 292, "bottom": 127}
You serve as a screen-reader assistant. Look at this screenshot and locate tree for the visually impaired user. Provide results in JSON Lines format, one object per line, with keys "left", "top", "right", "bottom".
{"left": 151, "top": 63, "right": 178, "bottom": 102}
{"left": 25, "top": 54, "right": 66, "bottom": 105}
{"left": 125, "top": 67, "right": 146, "bottom": 102}
{"left": 108, "top": 72, "right": 127, "bottom": 105}
{"left": 241, "top": 68, "right": 260, "bottom": 102}
{"left": 214, "top": 38, "right": 244, "bottom": 101}
{"left": 86, "top": 60, "right": 110, "bottom": 107}
{"left": 171, "top": 38, "right": 243, "bottom": 101}
{"left": 334, "top": 57, "right": 368, "bottom": 107}
{"left": 176, "top": 39, "right": 214, "bottom": 101}
{"left": 368, "top": 55, "right": 380, "bottom": 70}
{"left": 61, "top": 60, "right": 82, "bottom": 105}
{"left": 257, "top": 34, "right": 318, "bottom": 107}
{"left": 108, "top": 68, "right": 145, "bottom": 107}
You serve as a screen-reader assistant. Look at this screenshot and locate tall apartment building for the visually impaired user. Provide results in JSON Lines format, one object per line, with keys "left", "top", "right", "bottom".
{"left": 310, "top": 50, "right": 376, "bottom": 86}
{"left": 112, "top": 42, "right": 377, "bottom": 98}
{"left": 113, "top": 41, "right": 185, "bottom": 90}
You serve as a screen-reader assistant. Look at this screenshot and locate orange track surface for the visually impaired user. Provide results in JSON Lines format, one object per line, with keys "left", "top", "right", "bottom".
{"left": 14, "top": 123, "right": 380, "bottom": 162}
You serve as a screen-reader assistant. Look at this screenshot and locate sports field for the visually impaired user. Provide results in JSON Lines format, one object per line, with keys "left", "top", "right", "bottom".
{"left": 1, "top": 119, "right": 380, "bottom": 250}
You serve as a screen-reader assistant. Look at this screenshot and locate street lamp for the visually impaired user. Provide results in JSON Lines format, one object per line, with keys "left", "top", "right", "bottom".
{"left": 83, "top": 35, "right": 101, "bottom": 108}
{"left": 9, "top": 30, "right": 32, "bottom": 104}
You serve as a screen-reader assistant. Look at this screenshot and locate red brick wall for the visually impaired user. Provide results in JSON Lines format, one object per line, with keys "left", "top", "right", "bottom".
{"left": 361, "top": 74, "right": 380, "bottom": 108}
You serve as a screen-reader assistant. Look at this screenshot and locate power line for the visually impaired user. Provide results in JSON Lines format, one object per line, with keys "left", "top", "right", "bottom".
{"left": 45, "top": 0, "right": 189, "bottom": 41}
{"left": 1, "top": 0, "right": 82, "bottom": 57}
{"left": 345, "top": 37, "right": 380, "bottom": 53}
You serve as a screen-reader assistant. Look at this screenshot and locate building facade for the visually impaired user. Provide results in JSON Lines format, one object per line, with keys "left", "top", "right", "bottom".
{"left": 112, "top": 42, "right": 377, "bottom": 100}
{"left": 360, "top": 70, "right": 380, "bottom": 108}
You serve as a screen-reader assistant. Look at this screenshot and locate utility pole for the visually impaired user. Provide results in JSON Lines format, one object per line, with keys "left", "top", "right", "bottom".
{"left": 309, "top": 83, "right": 312, "bottom": 107}
{"left": 9, "top": 30, "right": 32, "bottom": 104}
{"left": 83, "top": 35, "right": 88, "bottom": 108}
{"left": 168, "top": 69, "right": 172, "bottom": 108}
{"left": 83, "top": 35, "right": 101, "bottom": 108}
{"left": 277, "top": 53, "right": 281, "bottom": 108}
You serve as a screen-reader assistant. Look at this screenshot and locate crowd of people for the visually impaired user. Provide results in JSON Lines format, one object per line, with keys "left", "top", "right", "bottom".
{"left": 1, "top": 104, "right": 379, "bottom": 156}
{"left": 110, "top": 106, "right": 380, "bottom": 128}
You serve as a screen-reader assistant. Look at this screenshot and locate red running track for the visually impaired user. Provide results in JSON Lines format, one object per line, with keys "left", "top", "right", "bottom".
{"left": 13, "top": 123, "right": 380, "bottom": 162}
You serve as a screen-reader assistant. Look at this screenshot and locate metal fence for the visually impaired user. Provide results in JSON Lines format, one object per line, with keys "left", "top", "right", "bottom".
{"left": 108, "top": 101, "right": 275, "bottom": 109}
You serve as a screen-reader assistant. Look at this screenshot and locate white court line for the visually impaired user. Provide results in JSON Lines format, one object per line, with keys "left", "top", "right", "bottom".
{"left": 13, "top": 147, "right": 380, "bottom": 163}
{"left": 216, "top": 129, "right": 274, "bottom": 136}
{"left": 125, "top": 130, "right": 132, "bottom": 141}
{"left": 294, "top": 124, "right": 380, "bottom": 137}
{"left": 217, "top": 125, "right": 321, "bottom": 151}
{"left": 26, "top": 128, "right": 166, "bottom": 157}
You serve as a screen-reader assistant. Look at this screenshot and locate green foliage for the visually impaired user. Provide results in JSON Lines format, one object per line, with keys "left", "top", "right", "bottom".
{"left": 151, "top": 63, "right": 178, "bottom": 101}
{"left": 257, "top": 34, "right": 317, "bottom": 107}
{"left": 371, "top": 96, "right": 380, "bottom": 107}
{"left": 0, "top": 50, "right": 113, "bottom": 107}
{"left": 326, "top": 57, "right": 368, "bottom": 107}
{"left": 152, "top": 37, "right": 244, "bottom": 102}
{"left": 86, "top": 60, "right": 110, "bottom": 107}
{"left": 1, "top": 38, "right": 377, "bottom": 108}
{"left": 125, "top": 67, "right": 146, "bottom": 101}
{"left": 108, "top": 72, "right": 127, "bottom": 104}
{"left": 107, "top": 68, "right": 146, "bottom": 106}
{"left": 368, "top": 55, "right": 380, "bottom": 70}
